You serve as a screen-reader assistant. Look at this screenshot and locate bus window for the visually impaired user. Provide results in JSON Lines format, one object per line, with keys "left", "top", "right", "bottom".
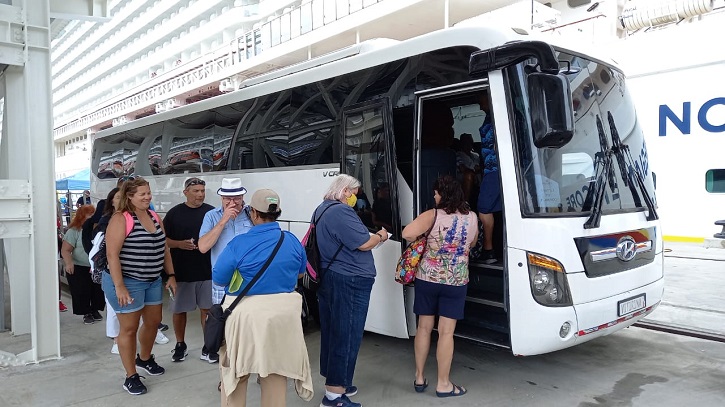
{"left": 706, "top": 169, "right": 725, "bottom": 193}
{"left": 161, "top": 129, "right": 214, "bottom": 174}
{"left": 148, "top": 137, "right": 163, "bottom": 175}
{"left": 213, "top": 125, "right": 234, "bottom": 171}
{"left": 96, "top": 148, "right": 124, "bottom": 179}
{"left": 342, "top": 101, "right": 399, "bottom": 238}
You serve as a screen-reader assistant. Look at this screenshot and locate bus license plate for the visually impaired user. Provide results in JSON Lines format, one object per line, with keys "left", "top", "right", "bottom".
{"left": 618, "top": 294, "right": 646, "bottom": 317}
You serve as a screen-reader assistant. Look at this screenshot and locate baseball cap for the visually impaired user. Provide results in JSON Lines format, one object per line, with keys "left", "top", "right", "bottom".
{"left": 249, "top": 189, "right": 281, "bottom": 213}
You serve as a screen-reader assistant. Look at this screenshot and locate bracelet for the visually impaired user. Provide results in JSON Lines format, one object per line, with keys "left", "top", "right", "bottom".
{"left": 166, "top": 274, "right": 176, "bottom": 278}
{"left": 376, "top": 233, "right": 384, "bottom": 240}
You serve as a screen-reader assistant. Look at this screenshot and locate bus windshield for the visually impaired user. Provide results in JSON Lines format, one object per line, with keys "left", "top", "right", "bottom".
{"left": 507, "top": 52, "right": 657, "bottom": 218}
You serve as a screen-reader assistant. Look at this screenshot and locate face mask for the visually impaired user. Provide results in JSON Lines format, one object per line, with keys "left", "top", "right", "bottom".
{"left": 346, "top": 194, "right": 358, "bottom": 207}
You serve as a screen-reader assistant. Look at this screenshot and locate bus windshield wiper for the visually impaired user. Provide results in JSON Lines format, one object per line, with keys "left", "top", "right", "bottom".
{"left": 582, "top": 116, "right": 613, "bottom": 229}
{"left": 607, "top": 112, "right": 658, "bottom": 221}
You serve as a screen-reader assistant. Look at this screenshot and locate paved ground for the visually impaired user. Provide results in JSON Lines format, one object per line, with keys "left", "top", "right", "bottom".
{"left": 0, "top": 241, "right": 723, "bottom": 406}
{"left": 643, "top": 242, "right": 725, "bottom": 337}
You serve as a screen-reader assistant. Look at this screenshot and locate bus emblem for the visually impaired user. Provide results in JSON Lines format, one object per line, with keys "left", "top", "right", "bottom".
{"left": 616, "top": 236, "right": 637, "bottom": 262}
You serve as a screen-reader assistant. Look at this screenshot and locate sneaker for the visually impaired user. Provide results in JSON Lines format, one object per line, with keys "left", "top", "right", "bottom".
{"left": 123, "top": 373, "right": 147, "bottom": 395}
{"left": 345, "top": 386, "right": 358, "bottom": 397}
{"left": 59, "top": 301, "right": 68, "bottom": 312}
{"left": 83, "top": 314, "right": 94, "bottom": 325}
{"left": 111, "top": 343, "right": 119, "bottom": 355}
{"left": 200, "top": 346, "right": 219, "bottom": 364}
{"left": 135, "top": 354, "right": 165, "bottom": 376}
{"left": 155, "top": 330, "right": 169, "bottom": 345}
{"left": 480, "top": 249, "right": 497, "bottom": 264}
{"left": 91, "top": 310, "right": 103, "bottom": 321}
{"left": 171, "top": 342, "right": 188, "bottom": 362}
{"left": 320, "top": 394, "right": 361, "bottom": 407}
{"left": 158, "top": 322, "right": 169, "bottom": 332}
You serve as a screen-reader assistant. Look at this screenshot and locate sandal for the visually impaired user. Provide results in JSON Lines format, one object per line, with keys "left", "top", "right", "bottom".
{"left": 436, "top": 383, "right": 467, "bottom": 398}
{"left": 414, "top": 378, "right": 428, "bottom": 393}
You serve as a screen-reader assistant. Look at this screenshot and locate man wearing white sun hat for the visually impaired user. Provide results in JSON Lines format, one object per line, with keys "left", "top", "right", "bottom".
{"left": 197, "top": 178, "right": 253, "bottom": 364}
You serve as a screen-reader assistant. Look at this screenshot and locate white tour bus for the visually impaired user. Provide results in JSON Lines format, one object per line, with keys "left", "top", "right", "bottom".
{"left": 91, "top": 26, "right": 663, "bottom": 356}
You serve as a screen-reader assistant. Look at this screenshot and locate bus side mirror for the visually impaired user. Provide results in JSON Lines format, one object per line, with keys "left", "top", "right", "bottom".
{"left": 527, "top": 72, "right": 574, "bottom": 148}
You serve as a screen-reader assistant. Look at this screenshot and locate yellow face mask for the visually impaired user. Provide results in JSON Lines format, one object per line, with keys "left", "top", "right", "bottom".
{"left": 346, "top": 194, "right": 358, "bottom": 207}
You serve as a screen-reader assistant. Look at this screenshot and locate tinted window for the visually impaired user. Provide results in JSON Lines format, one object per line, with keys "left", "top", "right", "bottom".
{"left": 706, "top": 169, "right": 725, "bottom": 193}
{"left": 343, "top": 102, "right": 398, "bottom": 237}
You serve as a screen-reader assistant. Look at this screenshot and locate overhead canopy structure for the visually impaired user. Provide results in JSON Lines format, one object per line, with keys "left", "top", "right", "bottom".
{"left": 0, "top": 0, "right": 108, "bottom": 366}
{"left": 55, "top": 168, "right": 90, "bottom": 191}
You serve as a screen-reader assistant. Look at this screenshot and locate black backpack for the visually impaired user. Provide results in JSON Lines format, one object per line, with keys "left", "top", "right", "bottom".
{"left": 301, "top": 202, "right": 342, "bottom": 292}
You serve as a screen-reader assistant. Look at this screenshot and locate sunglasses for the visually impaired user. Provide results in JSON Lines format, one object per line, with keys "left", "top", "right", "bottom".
{"left": 185, "top": 179, "right": 206, "bottom": 188}
{"left": 119, "top": 175, "right": 141, "bottom": 181}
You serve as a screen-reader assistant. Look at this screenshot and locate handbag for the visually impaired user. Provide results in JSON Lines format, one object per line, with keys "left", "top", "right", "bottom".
{"left": 395, "top": 209, "right": 438, "bottom": 285}
{"left": 203, "top": 232, "right": 285, "bottom": 354}
{"left": 89, "top": 232, "right": 107, "bottom": 284}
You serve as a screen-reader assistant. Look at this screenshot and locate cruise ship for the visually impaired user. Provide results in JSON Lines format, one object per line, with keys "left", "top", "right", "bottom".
{"left": 51, "top": 0, "right": 725, "bottom": 240}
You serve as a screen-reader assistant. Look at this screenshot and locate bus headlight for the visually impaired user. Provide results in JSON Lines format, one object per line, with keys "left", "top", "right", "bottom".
{"left": 527, "top": 252, "right": 572, "bottom": 307}
{"left": 532, "top": 270, "right": 551, "bottom": 293}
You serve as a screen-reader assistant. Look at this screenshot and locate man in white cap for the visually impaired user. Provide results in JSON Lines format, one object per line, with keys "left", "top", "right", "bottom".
{"left": 197, "top": 177, "right": 253, "bottom": 363}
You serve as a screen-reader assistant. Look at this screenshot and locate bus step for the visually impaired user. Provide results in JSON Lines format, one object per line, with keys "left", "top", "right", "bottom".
{"left": 466, "top": 296, "right": 504, "bottom": 308}
{"left": 455, "top": 321, "right": 510, "bottom": 348}
{"left": 469, "top": 260, "right": 504, "bottom": 272}
{"left": 466, "top": 286, "right": 504, "bottom": 305}
{"left": 462, "top": 303, "right": 509, "bottom": 334}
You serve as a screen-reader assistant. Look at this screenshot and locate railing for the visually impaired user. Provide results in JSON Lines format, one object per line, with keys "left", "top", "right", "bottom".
{"left": 53, "top": 0, "right": 385, "bottom": 140}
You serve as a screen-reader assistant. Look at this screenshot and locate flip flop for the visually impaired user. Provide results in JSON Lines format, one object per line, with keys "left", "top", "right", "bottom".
{"left": 414, "top": 378, "right": 428, "bottom": 393}
{"left": 436, "top": 383, "right": 467, "bottom": 398}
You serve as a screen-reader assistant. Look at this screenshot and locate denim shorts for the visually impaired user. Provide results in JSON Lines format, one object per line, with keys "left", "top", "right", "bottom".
{"left": 101, "top": 272, "right": 162, "bottom": 314}
{"left": 414, "top": 279, "right": 467, "bottom": 320}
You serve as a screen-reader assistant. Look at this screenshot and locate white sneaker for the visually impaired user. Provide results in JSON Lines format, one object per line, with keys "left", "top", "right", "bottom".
{"left": 111, "top": 343, "right": 119, "bottom": 355}
{"left": 155, "top": 330, "right": 169, "bottom": 345}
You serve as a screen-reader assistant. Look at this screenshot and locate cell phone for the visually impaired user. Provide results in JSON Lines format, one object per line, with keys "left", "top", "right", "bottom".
{"left": 168, "top": 287, "right": 175, "bottom": 301}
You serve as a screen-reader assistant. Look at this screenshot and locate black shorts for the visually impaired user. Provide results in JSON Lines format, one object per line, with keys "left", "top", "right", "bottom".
{"left": 413, "top": 279, "right": 467, "bottom": 320}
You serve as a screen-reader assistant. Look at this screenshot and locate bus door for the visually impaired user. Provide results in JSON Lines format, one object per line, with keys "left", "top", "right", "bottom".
{"left": 340, "top": 99, "right": 408, "bottom": 338}
{"left": 414, "top": 81, "right": 513, "bottom": 347}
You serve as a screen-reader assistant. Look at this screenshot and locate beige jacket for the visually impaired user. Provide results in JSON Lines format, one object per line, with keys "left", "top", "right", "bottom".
{"left": 220, "top": 291, "right": 314, "bottom": 401}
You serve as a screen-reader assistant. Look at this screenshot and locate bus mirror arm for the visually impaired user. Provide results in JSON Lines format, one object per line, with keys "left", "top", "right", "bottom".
{"left": 469, "top": 41, "right": 560, "bottom": 76}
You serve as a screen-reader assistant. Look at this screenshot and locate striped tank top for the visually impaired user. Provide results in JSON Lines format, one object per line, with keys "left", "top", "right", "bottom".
{"left": 119, "top": 211, "right": 166, "bottom": 281}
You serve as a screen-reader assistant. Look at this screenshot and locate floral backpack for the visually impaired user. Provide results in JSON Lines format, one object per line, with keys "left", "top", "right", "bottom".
{"left": 395, "top": 209, "right": 437, "bottom": 284}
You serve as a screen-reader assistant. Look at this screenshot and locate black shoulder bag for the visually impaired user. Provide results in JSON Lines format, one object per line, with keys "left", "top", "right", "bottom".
{"left": 203, "top": 232, "right": 285, "bottom": 354}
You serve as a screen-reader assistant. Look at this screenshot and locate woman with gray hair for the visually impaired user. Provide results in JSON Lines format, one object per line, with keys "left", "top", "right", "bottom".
{"left": 314, "top": 174, "right": 388, "bottom": 407}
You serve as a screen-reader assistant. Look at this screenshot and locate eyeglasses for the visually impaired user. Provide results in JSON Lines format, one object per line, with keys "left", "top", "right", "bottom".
{"left": 221, "top": 196, "right": 243, "bottom": 202}
{"left": 185, "top": 178, "right": 206, "bottom": 188}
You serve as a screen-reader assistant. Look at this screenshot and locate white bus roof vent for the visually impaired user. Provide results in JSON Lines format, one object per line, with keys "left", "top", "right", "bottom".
{"left": 620, "top": 0, "right": 714, "bottom": 31}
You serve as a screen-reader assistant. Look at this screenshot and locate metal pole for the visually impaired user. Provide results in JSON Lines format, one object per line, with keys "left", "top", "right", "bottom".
{"left": 0, "top": 242, "right": 5, "bottom": 331}
{"left": 531, "top": 0, "right": 534, "bottom": 30}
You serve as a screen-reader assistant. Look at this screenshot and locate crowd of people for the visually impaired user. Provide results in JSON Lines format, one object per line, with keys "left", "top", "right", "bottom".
{"left": 56, "top": 166, "right": 483, "bottom": 406}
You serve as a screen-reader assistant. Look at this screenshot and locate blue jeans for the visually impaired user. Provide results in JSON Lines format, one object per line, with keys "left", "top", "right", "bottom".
{"left": 317, "top": 271, "right": 374, "bottom": 387}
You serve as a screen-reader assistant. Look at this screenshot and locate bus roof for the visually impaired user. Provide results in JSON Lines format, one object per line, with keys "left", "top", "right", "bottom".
{"left": 96, "top": 25, "right": 609, "bottom": 139}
